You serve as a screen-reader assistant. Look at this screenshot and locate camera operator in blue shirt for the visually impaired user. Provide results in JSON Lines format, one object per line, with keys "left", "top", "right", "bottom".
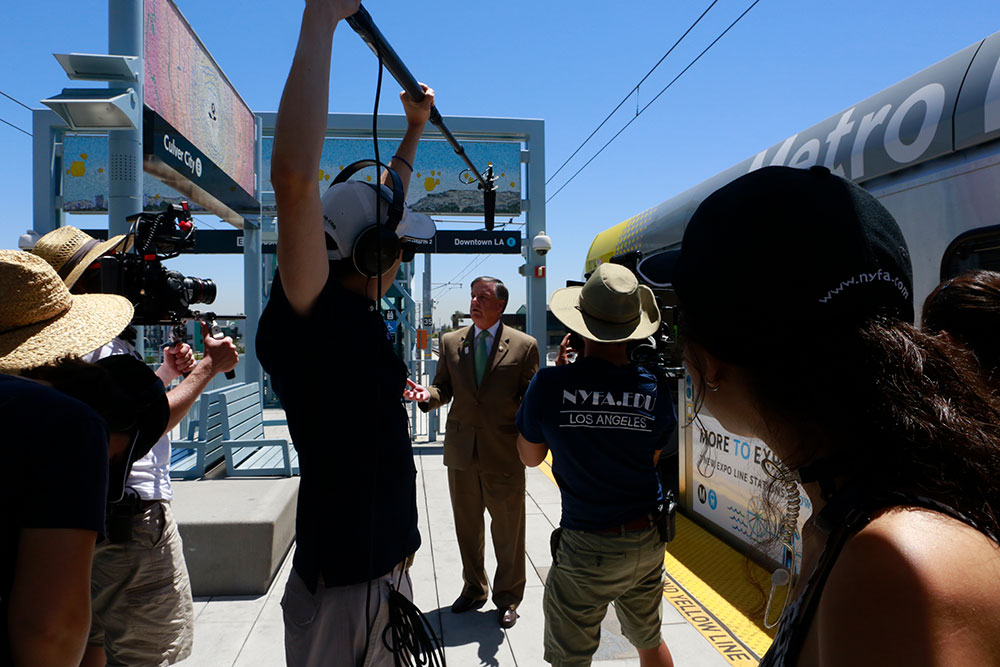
{"left": 516, "top": 263, "right": 677, "bottom": 667}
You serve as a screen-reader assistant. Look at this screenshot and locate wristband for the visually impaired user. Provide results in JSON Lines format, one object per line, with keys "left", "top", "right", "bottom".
{"left": 391, "top": 155, "right": 414, "bottom": 172}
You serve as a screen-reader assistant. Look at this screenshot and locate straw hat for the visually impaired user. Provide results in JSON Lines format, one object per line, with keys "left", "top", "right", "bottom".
{"left": 0, "top": 251, "right": 134, "bottom": 373}
{"left": 550, "top": 263, "right": 661, "bottom": 343}
{"left": 32, "top": 226, "right": 129, "bottom": 288}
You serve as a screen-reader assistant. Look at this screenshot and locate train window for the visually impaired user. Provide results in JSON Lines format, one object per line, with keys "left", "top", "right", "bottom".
{"left": 940, "top": 224, "right": 1000, "bottom": 281}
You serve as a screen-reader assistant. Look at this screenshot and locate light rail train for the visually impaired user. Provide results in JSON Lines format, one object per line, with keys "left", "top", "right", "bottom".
{"left": 585, "top": 30, "right": 1000, "bottom": 569}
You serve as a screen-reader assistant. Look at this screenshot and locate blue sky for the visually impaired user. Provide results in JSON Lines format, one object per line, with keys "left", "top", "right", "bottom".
{"left": 3, "top": 1, "right": 1000, "bottom": 325}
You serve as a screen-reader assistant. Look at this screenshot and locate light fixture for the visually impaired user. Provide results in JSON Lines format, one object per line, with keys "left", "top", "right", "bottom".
{"left": 52, "top": 53, "right": 140, "bottom": 82}
{"left": 41, "top": 88, "right": 139, "bottom": 130}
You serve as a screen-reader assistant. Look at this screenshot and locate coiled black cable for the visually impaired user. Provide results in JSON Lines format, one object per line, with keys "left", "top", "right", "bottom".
{"left": 382, "top": 582, "right": 446, "bottom": 667}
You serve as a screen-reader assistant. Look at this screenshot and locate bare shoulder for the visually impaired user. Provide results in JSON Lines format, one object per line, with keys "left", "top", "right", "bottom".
{"left": 857, "top": 508, "right": 1000, "bottom": 594}
{"left": 814, "top": 507, "right": 1000, "bottom": 665}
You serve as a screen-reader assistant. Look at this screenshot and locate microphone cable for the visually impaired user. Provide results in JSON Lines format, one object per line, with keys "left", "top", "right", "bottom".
{"left": 360, "top": 45, "right": 446, "bottom": 667}
{"left": 360, "top": 47, "right": 385, "bottom": 667}
{"left": 761, "top": 456, "right": 799, "bottom": 629}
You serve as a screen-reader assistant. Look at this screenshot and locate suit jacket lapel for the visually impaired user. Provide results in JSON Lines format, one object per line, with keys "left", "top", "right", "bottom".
{"left": 486, "top": 322, "right": 510, "bottom": 379}
{"left": 461, "top": 325, "right": 478, "bottom": 392}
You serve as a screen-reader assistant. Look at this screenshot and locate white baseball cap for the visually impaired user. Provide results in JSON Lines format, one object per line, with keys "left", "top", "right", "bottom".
{"left": 321, "top": 181, "right": 435, "bottom": 261}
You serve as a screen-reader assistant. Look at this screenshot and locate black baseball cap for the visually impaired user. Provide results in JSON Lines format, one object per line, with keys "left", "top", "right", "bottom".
{"left": 642, "top": 165, "right": 914, "bottom": 362}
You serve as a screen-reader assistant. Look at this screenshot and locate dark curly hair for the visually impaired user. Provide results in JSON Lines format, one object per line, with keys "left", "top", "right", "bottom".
{"left": 681, "top": 311, "right": 1000, "bottom": 542}
{"left": 922, "top": 269, "right": 1000, "bottom": 385}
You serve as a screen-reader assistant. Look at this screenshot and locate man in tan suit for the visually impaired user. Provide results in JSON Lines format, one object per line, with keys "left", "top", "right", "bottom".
{"left": 412, "top": 276, "right": 539, "bottom": 628}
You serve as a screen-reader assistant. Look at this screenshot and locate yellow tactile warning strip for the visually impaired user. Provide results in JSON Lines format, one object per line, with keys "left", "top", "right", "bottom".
{"left": 538, "top": 453, "right": 778, "bottom": 665}
{"left": 663, "top": 513, "right": 778, "bottom": 663}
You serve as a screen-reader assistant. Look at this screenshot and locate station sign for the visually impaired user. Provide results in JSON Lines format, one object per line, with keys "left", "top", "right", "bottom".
{"left": 143, "top": 0, "right": 257, "bottom": 223}
{"left": 408, "top": 231, "right": 521, "bottom": 254}
{"left": 81, "top": 229, "right": 276, "bottom": 255}
{"left": 79, "top": 229, "right": 519, "bottom": 256}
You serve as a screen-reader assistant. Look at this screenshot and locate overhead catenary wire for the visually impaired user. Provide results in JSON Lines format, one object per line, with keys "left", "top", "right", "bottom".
{"left": 0, "top": 116, "right": 31, "bottom": 137}
{"left": 0, "top": 90, "right": 33, "bottom": 112}
{"left": 436, "top": 254, "right": 485, "bottom": 291}
{"left": 545, "top": 0, "right": 720, "bottom": 186}
{"left": 546, "top": 0, "right": 762, "bottom": 205}
{"left": 452, "top": 254, "right": 492, "bottom": 287}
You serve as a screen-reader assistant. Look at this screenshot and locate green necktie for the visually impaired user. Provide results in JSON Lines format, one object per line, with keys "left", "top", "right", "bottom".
{"left": 475, "top": 329, "right": 490, "bottom": 386}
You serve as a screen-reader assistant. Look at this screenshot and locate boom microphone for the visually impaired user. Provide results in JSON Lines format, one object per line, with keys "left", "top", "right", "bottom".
{"left": 345, "top": 4, "right": 499, "bottom": 224}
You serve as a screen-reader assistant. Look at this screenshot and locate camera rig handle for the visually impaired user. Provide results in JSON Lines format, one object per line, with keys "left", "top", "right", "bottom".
{"left": 201, "top": 312, "right": 237, "bottom": 381}
{"left": 168, "top": 313, "right": 237, "bottom": 381}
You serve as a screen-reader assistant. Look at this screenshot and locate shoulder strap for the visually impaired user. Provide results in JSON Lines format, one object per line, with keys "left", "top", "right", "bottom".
{"left": 780, "top": 485, "right": 873, "bottom": 663}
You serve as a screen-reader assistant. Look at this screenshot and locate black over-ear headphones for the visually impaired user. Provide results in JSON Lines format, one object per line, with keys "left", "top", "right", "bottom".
{"left": 330, "top": 159, "right": 406, "bottom": 277}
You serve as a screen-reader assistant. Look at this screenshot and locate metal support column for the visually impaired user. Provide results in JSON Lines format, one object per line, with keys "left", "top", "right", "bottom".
{"left": 523, "top": 122, "right": 547, "bottom": 353}
{"left": 243, "top": 218, "right": 263, "bottom": 389}
{"left": 243, "top": 115, "right": 264, "bottom": 390}
{"left": 107, "top": 0, "right": 143, "bottom": 237}
{"left": 32, "top": 111, "right": 65, "bottom": 236}
{"left": 422, "top": 254, "right": 438, "bottom": 440}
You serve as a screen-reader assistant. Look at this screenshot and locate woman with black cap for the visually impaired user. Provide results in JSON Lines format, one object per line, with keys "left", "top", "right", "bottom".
{"left": 657, "top": 166, "right": 1000, "bottom": 666}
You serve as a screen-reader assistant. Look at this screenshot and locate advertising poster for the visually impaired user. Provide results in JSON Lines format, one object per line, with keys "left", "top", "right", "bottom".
{"left": 62, "top": 135, "right": 202, "bottom": 213}
{"left": 261, "top": 138, "right": 522, "bottom": 216}
{"left": 144, "top": 0, "right": 256, "bottom": 198}
{"left": 686, "top": 394, "right": 811, "bottom": 572}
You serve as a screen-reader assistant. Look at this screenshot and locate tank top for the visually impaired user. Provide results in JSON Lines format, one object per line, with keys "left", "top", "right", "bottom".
{"left": 759, "top": 487, "right": 998, "bottom": 667}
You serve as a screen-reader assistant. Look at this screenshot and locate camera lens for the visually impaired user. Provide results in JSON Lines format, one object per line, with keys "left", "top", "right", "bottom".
{"left": 183, "top": 277, "right": 217, "bottom": 305}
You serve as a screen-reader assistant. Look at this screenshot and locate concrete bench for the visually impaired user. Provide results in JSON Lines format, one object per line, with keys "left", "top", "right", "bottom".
{"left": 215, "top": 382, "right": 300, "bottom": 477}
{"left": 171, "top": 476, "right": 299, "bottom": 596}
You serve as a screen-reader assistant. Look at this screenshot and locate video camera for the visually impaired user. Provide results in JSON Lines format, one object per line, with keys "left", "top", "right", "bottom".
{"left": 80, "top": 202, "right": 217, "bottom": 326}
{"left": 603, "top": 252, "right": 685, "bottom": 380}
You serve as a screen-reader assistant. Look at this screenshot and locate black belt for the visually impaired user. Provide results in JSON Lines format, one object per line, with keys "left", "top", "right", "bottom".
{"left": 592, "top": 516, "right": 655, "bottom": 535}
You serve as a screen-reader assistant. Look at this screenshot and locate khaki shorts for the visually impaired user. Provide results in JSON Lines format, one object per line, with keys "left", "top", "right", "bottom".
{"left": 89, "top": 501, "right": 194, "bottom": 666}
{"left": 282, "top": 558, "right": 414, "bottom": 667}
{"left": 543, "top": 525, "right": 665, "bottom": 666}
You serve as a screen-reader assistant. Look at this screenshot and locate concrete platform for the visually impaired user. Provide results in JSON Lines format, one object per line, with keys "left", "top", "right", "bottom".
{"left": 177, "top": 429, "right": 736, "bottom": 666}
{"left": 172, "top": 476, "right": 298, "bottom": 597}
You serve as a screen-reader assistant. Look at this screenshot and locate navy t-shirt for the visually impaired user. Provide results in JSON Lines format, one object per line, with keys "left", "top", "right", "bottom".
{"left": 0, "top": 375, "right": 108, "bottom": 664}
{"left": 256, "top": 270, "right": 420, "bottom": 589}
{"left": 516, "top": 357, "right": 676, "bottom": 531}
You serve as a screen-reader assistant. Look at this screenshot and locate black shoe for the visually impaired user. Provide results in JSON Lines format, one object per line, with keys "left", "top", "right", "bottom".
{"left": 451, "top": 595, "right": 487, "bottom": 614}
{"left": 499, "top": 605, "right": 518, "bottom": 629}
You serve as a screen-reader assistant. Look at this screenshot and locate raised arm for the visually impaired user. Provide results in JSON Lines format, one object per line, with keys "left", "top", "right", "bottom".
{"left": 385, "top": 85, "right": 434, "bottom": 196}
{"left": 271, "top": 0, "right": 361, "bottom": 317}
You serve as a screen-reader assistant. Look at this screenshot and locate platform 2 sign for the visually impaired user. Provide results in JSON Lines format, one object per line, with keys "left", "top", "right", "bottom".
{"left": 408, "top": 231, "right": 521, "bottom": 254}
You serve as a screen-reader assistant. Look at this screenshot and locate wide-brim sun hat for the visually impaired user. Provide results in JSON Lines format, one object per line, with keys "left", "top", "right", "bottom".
{"left": 31, "top": 225, "right": 129, "bottom": 289}
{"left": 0, "top": 251, "right": 134, "bottom": 373}
{"left": 550, "top": 263, "right": 661, "bottom": 343}
{"left": 321, "top": 181, "right": 436, "bottom": 260}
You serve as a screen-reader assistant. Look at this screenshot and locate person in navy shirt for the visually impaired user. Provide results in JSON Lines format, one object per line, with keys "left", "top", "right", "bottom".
{"left": 516, "top": 263, "right": 676, "bottom": 667}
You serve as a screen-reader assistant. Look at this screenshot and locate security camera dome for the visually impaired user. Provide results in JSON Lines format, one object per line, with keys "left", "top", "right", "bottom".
{"left": 532, "top": 231, "right": 552, "bottom": 256}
